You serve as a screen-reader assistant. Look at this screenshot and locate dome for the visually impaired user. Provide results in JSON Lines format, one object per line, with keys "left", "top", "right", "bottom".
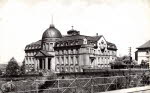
{"left": 42, "top": 24, "right": 62, "bottom": 39}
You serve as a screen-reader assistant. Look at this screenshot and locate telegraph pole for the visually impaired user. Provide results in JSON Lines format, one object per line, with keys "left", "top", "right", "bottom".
{"left": 128, "top": 47, "right": 132, "bottom": 87}
{"left": 128, "top": 47, "right": 132, "bottom": 62}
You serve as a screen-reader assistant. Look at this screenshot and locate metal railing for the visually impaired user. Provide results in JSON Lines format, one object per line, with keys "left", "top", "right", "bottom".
{"left": 1, "top": 74, "right": 150, "bottom": 93}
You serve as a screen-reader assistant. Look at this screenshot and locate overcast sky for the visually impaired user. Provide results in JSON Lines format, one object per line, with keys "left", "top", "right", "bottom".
{"left": 0, "top": 0, "right": 150, "bottom": 64}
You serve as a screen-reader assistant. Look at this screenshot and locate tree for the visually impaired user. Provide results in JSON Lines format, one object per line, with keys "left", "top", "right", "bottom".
{"left": 0, "top": 69, "right": 2, "bottom": 75}
{"left": 110, "top": 56, "right": 134, "bottom": 69}
{"left": 20, "top": 59, "right": 26, "bottom": 75}
{"left": 6, "top": 57, "right": 20, "bottom": 76}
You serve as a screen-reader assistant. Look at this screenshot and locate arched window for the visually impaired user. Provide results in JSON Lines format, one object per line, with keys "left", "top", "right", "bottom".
{"left": 49, "top": 43, "right": 53, "bottom": 51}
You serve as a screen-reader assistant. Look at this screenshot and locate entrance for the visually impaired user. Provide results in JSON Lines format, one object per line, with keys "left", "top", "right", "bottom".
{"left": 48, "top": 58, "right": 51, "bottom": 70}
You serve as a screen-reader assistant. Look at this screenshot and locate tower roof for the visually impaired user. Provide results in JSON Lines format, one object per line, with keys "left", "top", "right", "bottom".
{"left": 42, "top": 24, "right": 62, "bottom": 39}
{"left": 67, "top": 26, "right": 80, "bottom": 36}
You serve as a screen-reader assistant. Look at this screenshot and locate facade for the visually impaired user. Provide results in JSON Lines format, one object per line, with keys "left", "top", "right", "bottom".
{"left": 135, "top": 40, "right": 150, "bottom": 66}
{"left": 24, "top": 23, "right": 117, "bottom": 73}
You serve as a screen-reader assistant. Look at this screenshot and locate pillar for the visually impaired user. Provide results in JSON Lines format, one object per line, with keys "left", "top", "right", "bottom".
{"left": 42, "top": 59, "right": 44, "bottom": 69}
{"left": 45, "top": 58, "right": 48, "bottom": 70}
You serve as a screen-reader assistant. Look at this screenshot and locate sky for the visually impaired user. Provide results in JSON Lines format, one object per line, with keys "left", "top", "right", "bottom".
{"left": 0, "top": 0, "right": 150, "bottom": 64}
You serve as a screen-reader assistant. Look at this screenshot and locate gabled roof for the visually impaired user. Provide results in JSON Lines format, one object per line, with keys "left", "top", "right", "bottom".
{"left": 35, "top": 50, "right": 54, "bottom": 57}
{"left": 25, "top": 40, "right": 42, "bottom": 51}
{"left": 137, "top": 40, "right": 150, "bottom": 49}
{"left": 107, "top": 41, "right": 117, "bottom": 50}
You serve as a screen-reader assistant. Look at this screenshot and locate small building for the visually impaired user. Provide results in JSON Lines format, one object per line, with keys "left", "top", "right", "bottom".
{"left": 135, "top": 40, "right": 150, "bottom": 66}
{"left": 24, "top": 23, "right": 117, "bottom": 73}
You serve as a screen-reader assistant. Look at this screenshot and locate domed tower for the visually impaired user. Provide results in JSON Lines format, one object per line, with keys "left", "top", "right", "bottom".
{"left": 36, "top": 23, "right": 62, "bottom": 73}
{"left": 42, "top": 24, "right": 62, "bottom": 52}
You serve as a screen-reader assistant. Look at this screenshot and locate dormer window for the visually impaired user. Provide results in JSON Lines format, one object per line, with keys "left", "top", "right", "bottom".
{"left": 101, "top": 40, "right": 104, "bottom": 44}
{"left": 83, "top": 38, "right": 87, "bottom": 44}
{"left": 146, "top": 51, "right": 149, "bottom": 55}
{"left": 99, "top": 41, "right": 106, "bottom": 53}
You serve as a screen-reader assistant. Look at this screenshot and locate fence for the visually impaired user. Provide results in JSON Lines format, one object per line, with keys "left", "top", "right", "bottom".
{"left": 1, "top": 74, "right": 150, "bottom": 93}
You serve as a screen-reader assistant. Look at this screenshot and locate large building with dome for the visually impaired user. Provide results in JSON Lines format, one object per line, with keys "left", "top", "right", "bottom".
{"left": 24, "top": 23, "right": 117, "bottom": 73}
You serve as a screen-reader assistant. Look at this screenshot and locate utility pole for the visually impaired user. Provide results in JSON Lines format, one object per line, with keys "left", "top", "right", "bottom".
{"left": 128, "top": 47, "right": 132, "bottom": 83}
{"left": 128, "top": 47, "right": 132, "bottom": 62}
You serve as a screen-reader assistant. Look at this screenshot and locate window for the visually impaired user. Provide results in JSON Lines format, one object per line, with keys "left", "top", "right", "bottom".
{"left": 49, "top": 43, "right": 53, "bottom": 51}
{"left": 71, "top": 57, "right": 73, "bottom": 64}
{"left": 62, "top": 67, "right": 64, "bottom": 72}
{"left": 83, "top": 38, "right": 87, "bottom": 44}
{"left": 61, "top": 57, "right": 64, "bottom": 64}
{"left": 63, "top": 50, "right": 66, "bottom": 54}
{"left": 56, "top": 51, "right": 58, "bottom": 55}
{"left": 77, "top": 49, "right": 79, "bottom": 54}
{"left": 71, "top": 49, "right": 73, "bottom": 54}
{"left": 39, "top": 59, "right": 42, "bottom": 69}
{"left": 66, "top": 42, "right": 68, "bottom": 46}
{"left": 59, "top": 50, "right": 62, "bottom": 54}
{"left": 56, "top": 67, "right": 59, "bottom": 72}
{"left": 76, "top": 56, "right": 79, "bottom": 64}
{"left": 66, "top": 50, "right": 68, "bottom": 54}
{"left": 70, "top": 67, "right": 74, "bottom": 72}
{"left": 56, "top": 57, "right": 59, "bottom": 64}
{"left": 75, "top": 68, "right": 78, "bottom": 72}
{"left": 98, "top": 57, "right": 100, "bottom": 63}
{"left": 94, "top": 50, "right": 95, "bottom": 54}
{"left": 48, "top": 58, "right": 51, "bottom": 69}
{"left": 66, "top": 67, "right": 68, "bottom": 72}
{"left": 66, "top": 57, "right": 68, "bottom": 64}
{"left": 98, "top": 50, "right": 100, "bottom": 54}
{"left": 146, "top": 51, "right": 149, "bottom": 55}
{"left": 75, "top": 41, "right": 79, "bottom": 45}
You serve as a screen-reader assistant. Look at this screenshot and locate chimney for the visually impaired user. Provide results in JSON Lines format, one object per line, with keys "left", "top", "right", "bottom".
{"left": 96, "top": 33, "right": 98, "bottom": 36}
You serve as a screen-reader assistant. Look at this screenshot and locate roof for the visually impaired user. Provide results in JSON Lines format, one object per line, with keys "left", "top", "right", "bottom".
{"left": 42, "top": 24, "right": 62, "bottom": 39}
{"left": 35, "top": 50, "right": 54, "bottom": 57}
{"left": 55, "top": 35, "right": 103, "bottom": 47}
{"left": 55, "top": 34, "right": 117, "bottom": 50}
{"left": 107, "top": 41, "right": 117, "bottom": 50}
{"left": 25, "top": 40, "right": 41, "bottom": 51}
{"left": 137, "top": 40, "right": 150, "bottom": 49}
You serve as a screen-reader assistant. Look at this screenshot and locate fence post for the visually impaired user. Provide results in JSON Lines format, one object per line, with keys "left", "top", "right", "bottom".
{"left": 91, "top": 77, "right": 94, "bottom": 93}
{"left": 116, "top": 77, "right": 117, "bottom": 90}
{"left": 75, "top": 78, "right": 77, "bottom": 93}
{"left": 57, "top": 79, "right": 59, "bottom": 93}
{"left": 35, "top": 79, "right": 38, "bottom": 93}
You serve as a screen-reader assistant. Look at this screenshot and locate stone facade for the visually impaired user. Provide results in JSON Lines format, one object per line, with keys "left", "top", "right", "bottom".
{"left": 24, "top": 23, "right": 117, "bottom": 73}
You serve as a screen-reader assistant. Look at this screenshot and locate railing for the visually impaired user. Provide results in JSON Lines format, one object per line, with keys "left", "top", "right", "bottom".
{"left": 1, "top": 74, "right": 150, "bottom": 93}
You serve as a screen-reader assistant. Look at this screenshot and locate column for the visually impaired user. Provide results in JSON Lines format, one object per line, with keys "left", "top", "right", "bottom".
{"left": 44, "top": 59, "right": 46, "bottom": 69}
{"left": 36, "top": 59, "right": 38, "bottom": 70}
{"left": 45, "top": 58, "right": 48, "bottom": 70}
{"left": 42, "top": 59, "right": 44, "bottom": 69}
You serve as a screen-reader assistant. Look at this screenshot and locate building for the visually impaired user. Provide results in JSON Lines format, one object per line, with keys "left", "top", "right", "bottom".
{"left": 24, "top": 23, "right": 117, "bottom": 73}
{"left": 135, "top": 40, "right": 150, "bottom": 66}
